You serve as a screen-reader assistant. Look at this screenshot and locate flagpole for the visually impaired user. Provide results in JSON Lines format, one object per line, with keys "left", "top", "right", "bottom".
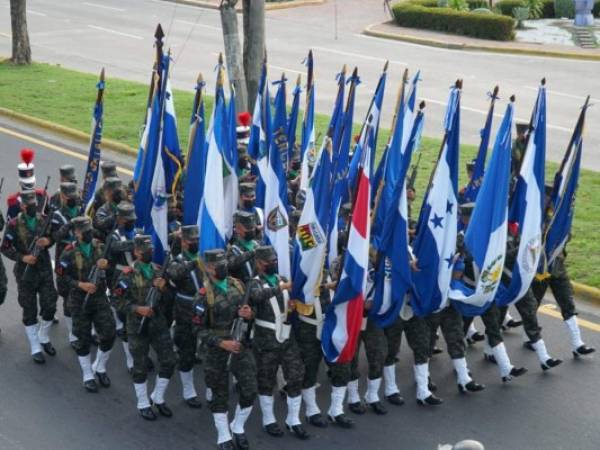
{"left": 186, "top": 72, "right": 204, "bottom": 168}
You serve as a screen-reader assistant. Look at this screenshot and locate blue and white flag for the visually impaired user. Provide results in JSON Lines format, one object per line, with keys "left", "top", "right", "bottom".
{"left": 183, "top": 76, "right": 207, "bottom": 226}
{"left": 162, "top": 79, "right": 183, "bottom": 196}
{"left": 81, "top": 71, "right": 105, "bottom": 215}
{"left": 544, "top": 97, "right": 588, "bottom": 268}
{"left": 264, "top": 77, "right": 291, "bottom": 278}
{"left": 449, "top": 100, "right": 514, "bottom": 316}
{"left": 496, "top": 83, "right": 546, "bottom": 307}
{"left": 198, "top": 64, "right": 228, "bottom": 254}
{"left": 286, "top": 75, "right": 302, "bottom": 171}
{"left": 299, "top": 51, "right": 316, "bottom": 192}
{"left": 411, "top": 84, "right": 461, "bottom": 316}
{"left": 223, "top": 88, "right": 239, "bottom": 241}
{"left": 290, "top": 138, "right": 333, "bottom": 304}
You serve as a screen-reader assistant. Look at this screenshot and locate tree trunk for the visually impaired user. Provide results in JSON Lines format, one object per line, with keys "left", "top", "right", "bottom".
{"left": 220, "top": 0, "right": 248, "bottom": 114}
{"left": 242, "top": 0, "right": 266, "bottom": 112}
{"left": 10, "top": 0, "right": 31, "bottom": 65}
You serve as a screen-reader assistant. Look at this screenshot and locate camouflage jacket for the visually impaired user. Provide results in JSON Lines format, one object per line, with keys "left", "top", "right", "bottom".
{"left": 56, "top": 240, "right": 107, "bottom": 303}
{"left": 1, "top": 212, "right": 54, "bottom": 273}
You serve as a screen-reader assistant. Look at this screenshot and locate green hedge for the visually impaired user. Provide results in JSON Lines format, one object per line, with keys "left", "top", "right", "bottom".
{"left": 392, "top": 3, "right": 515, "bottom": 40}
{"left": 495, "top": 0, "right": 600, "bottom": 17}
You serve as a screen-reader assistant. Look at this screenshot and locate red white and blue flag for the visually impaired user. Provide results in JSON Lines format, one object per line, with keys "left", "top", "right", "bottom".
{"left": 321, "top": 126, "right": 372, "bottom": 364}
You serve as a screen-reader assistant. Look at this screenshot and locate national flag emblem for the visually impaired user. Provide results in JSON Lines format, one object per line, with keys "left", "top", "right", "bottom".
{"left": 267, "top": 206, "right": 288, "bottom": 232}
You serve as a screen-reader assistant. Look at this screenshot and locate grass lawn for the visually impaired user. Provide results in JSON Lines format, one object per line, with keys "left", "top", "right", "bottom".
{"left": 0, "top": 61, "right": 598, "bottom": 288}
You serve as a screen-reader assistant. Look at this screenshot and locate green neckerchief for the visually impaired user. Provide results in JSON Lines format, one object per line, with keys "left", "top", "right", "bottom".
{"left": 79, "top": 241, "right": 93, "bottom": 259}
{"left": 24, "top": 215, "right": 37, "bottom": 233}
{"left": 264, "top": 273, "right": 278, "bottom": 287}
{"left": 238, "top": 239, "right": 256, "bottom": 252}
{"left": 214, "top": 278, "right": 228, "bottom": 294}
{"left": 184, "top": 251, "right": 198, "bottom": 262}
{"left": 66, "top": 206, "right": 79, "bottom": 218}
{"left": 138, "top": 262, "right": 154, "bottom": 280}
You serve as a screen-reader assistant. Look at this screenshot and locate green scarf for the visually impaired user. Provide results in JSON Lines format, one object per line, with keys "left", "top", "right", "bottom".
{"left": 79, "top": 241, "right": 93, "bottom": 259}
{"left": 24, "top": 215, "right": 37, "bottom": 233}
{"left": 139, "top": 262, "right": 154, "bottom": 280}
{"left": 66, "top": 206, "right": 79, "bottom": 218}
{"left": 214, "top": 278, "right": 228, "bottom": 294}
{"left": 184, "top": 251, "right": 198, "bottom": 262}
{"left": 239, "top": 239, "right": 256, "bottom": 252}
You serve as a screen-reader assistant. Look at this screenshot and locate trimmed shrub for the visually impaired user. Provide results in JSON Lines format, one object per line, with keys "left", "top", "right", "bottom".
{"left": 554, "top": 0, "right": 574, "bottom": 18}
{"left": 392, "top": 3, "right": 516, "bottom": 40}
{"left": 466, "top": 0, "right": 490, "bottom": 8}
{"left": 495, "top": 0, "right": 526, "bottom": 15}
{"left": 472, "top": 7, "right": 494, "bottom": 13}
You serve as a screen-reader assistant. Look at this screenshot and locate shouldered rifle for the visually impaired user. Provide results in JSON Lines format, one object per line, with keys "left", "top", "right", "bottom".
{"left": 23, "top": 204, "right": 56, "bottom": 280}
{"left": 138, "top": 252, "right": 172, "bottom": 334}
{"left": 227, "top": 278, "right": 255, "bottom": 369}
{"left": 82, "top": 225, "right": 117, "bottom": 310}
{"left": 407, "top": 152, "right": 421, "bottom": 192}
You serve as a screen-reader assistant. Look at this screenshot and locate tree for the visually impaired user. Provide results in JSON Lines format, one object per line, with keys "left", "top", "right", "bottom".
{"left": 242, "top": 0, "right": 266, "bottom": 112}
{"left": 10, "top": 0, "right": 32, "bottom": 65}
{"left": 220, "top": 0, "right": 248, "bottom": 113}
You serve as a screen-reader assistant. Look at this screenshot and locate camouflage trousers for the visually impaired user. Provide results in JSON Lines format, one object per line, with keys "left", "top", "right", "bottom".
{"left": 531, "top": 258, "right": 576, "bottom": 320}
{"left": 173, "top": 322, "right": 197, "bottom": 372}
{"left": 500, "top": 290, "right": 541, "bottom": 343}
{"left": 204, "top": 346, "right": 257, "bottom": 413}
{"left": 69, "top": 295, "right": 116, "bottom": 356}
{"left": 392, "top": 315, "right": 431, "bottom": 366}
{"left": 128, "top": 316, "right": 176, "bottom": 384}
{"left": 350, "top": 317, "right": 387, "bottom": 381}
{"left": 475, "top": 302, "right": 504, "bottom": 348}
{"left": 16, "top": 267, "right": 57, "bottom": 326}
{"left": 254, "top": 337, "right": 305, "bottom": 397}
{"left": 295, "top": 320, "right": 352, "bottom": 388}
{"left": 426, "top": 306, "right": 466, "bottom": 359}
{"left": 0, "top": 257, "right": 7, "bottom": 307}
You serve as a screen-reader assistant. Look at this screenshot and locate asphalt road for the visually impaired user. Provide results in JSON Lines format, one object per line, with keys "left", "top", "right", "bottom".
{"left": 0, "top": 123, "right": 599, "bottom": 450}
{"left": 0, "top": 0, "right": 599, "bottom": 171}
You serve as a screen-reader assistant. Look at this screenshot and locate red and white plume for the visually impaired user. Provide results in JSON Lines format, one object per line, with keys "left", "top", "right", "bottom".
{"left": 238, "top": 111, "right": 252, "bottom": 127}
{"left": 20, "top": 148, "right": 35, "bottom": 165}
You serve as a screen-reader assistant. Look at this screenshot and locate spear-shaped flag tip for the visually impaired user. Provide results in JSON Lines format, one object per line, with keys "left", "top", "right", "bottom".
{"left": 155, "top": 23, "right": 165, "bottom": 40}
{"left": 493, "top": 85, "right": 499, "bottom": 97}
{"left": 100, "top": 67, "right": 105, "bottom": 81}
{"left": 196, "top": 72, "right": 204, "bottom": 84}
{"left": 419, "top": 100, "right": 426, "bottom": 110}
{"left": 218, "top": 52, "right": 224, "bottom": 65}
{"left": 296, "top": 74, "right": 301, "bottom": 86}
{"left": 383, "top": 60, "right": 389, "bottom": 72}
{"left": 541, "top": 77, "right": 546, "bottom": 86}
{"left": 510, "top": 94, "right": 516, "bottom": 102}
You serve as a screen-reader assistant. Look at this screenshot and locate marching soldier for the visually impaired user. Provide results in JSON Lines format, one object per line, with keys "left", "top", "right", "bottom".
{"left": 249, "top": 245, "right": 309, "bottom": 440}
{"left": 0, "top": 207, "right": 6, "bottom": 335}
{"left": 7, "top": 149, "right": 50, "bottom": 221}
{"left": 1, "top": 190, "right": 57, "bottom": 363}
{"left": 114, "top": 235, "right": 177, "bottom": 420}
{"left": 57, "top": 216, "right": 116, "bottom": 392}
{"left": 51, "top": 182, "right": 81, "bottom": 346}
{"left": 50, "top": 165, "right": 78, "bottom": 208}
{"left": 90, "top": 160, "right": 119, "bottom": 215}
{"left": 227, "top": 211, "right": 259, "bottom": 283}
{"left": 238, "top": 183, "right": 263, "bottom": 238}
{"left": 165, "top": 225, "right": 204, "bottom": 408}
{"left": 193, "top": 249, "right": 257, "bottom": 450}
{"left": 93, "top": 177, "right": 124, "bottom": 241}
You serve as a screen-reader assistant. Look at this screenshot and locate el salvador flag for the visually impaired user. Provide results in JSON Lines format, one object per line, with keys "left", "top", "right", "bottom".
{"left": 321, "top": 126, "right": 372, "bottom": 364}
{"left": 544, "top": 97, "right": 588, "bottom": 268}
{"left": 299, "top": 51, "right": 316, "bottom": 192}
{"left": 449, "top": 100, "right": 514, "bottom": 316}
{"left": 286, "top": 75, "right": 302, "bottom": 172}
{"left": 198, "top": 65, "right": 227, "bottom": 254}
{"left": 290, "top": 138, "right": 333, "bottom": 304}
{"left": 81, "top": 72, "right": 104, "bottom": 216}
{"left": 411, "top": 84, "right": 461, "bottom": 316}
{"left": 162, "top": 79, "right": 183, "bottom": 196}
{"left": 223, "top": 88, "right": 239, "bottom": 241}
{"left": 496, "top": 83, "right": 546, "bottom": 307}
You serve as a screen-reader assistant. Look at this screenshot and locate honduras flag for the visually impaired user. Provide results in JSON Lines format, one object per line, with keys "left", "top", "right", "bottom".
{"left": 449, "top": 100, "right": 514, "bottom": 316}
{"left": 371, "top": 103, "right": 425, "bottom": 328}
{"left": 183, "top": 75, "right": 207, "bottom": 226}
{"left": 162, "top": 78, "right": 183, "bottom": 196}
{"left": 496, "top": 83, "right": 546, "bottom": 307}
{"left": 299, "top": 51, "right": 316, "bottom": 192}
{"left": 461, "top": 88, "right": 498, "bottom": 203}
{"left": 290, "top": 138, "right": 333, "bottom": 305}
{"left": 544, "top": 97, "right": 589, "bottom": 268}
{"left": 321, "top": 125, "right": 373, "bottom": 364}
{"left": 198, "top": 64, "right": 228, "bottom": 254}
{"left": 411, "top": 84, "right": 461, "bottom": 316}
{"left": 286, "top": 75, "right": 302, "bottom": 172}
{"left": 81, "top": 70, "right": 105, "bottom": 216}
{"left": 264, "top": 77, "right": 291, "bottom": 278}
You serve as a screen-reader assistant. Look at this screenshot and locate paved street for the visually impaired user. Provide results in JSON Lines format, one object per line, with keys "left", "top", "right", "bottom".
{"left": 0, "top": 0, "right": 599, "bottom": 170}
{"left": 0, "top": 123, "right": 599, "bottom": 450}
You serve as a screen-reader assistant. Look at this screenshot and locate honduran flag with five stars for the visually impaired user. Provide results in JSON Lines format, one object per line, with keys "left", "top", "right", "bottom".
{"left": 410, "top": 84, "right": 461, "bottom": 317}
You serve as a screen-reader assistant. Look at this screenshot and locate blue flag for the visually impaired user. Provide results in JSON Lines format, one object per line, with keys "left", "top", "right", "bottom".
{"left": 223, "top": 87, "right": 239, "bottom": 241}
{"left": 286, "top": 76, "right": 302, "bottom": 171}
{"left": 299, "top": 51, "right": 316, "bottom": 192}
{"left": 162, "top": 79, "right": 183, "bottom": 196}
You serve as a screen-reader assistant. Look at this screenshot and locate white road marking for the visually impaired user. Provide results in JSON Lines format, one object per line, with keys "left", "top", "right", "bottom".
{"left": 82, "top": 2, "right": 126, "bottom": 12}
{"left": 267, "top": 64, "right": 304, "bottom": 76}
{"left": 28, "top": 9, "right": 47, "bottom": 17}
{"left": 311, "top": 45, "right": 405, "bottom": 66}
{"left": 87, "top": 25, "right": 143, "bottom": 40}
{"left": 175, "top": 19, "right": 221, "bottom": 31}
{"left": 524, "top": 86, "right": 591, "bottom": 102}
{"left": 0, "top": 32, "right": 10, "bottom": 38}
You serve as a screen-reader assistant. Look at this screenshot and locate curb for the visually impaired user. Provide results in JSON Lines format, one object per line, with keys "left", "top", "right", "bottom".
{"left": 0, "top": 107, "right": 137, "bottom": 157}
{"left": 162, "top": 0, "right": 325, "bottom": 12}
{"left": 363, "top": 23, "right": 600, "bottom": 62}
{"left": 572, "top": 282, "right": 600, "bottom": 305}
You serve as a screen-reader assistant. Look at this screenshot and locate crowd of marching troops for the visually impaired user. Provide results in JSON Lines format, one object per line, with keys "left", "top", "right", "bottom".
{"left": 0, "top": 121, "right": 595, "bottom": 450}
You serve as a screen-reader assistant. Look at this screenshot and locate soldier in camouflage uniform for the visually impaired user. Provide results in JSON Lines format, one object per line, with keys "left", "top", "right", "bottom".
{"left": 226, "top": 211, "right": 259, "bottom": 283}
{"left": 49, "top": 165, "right": 78, "bottom": 209}
{"left": 114, "top": 235, "right": 177, "bottom": 421}
{"left": 57, "top": 217, "right": 116, "bottom": 392}
{"left": 50, "top": 182, "right": 81, "bottom": 346}
{"left": 165, "top": 225, "right": 204, "bottom": 408}
{"left": 93, "top": 177, "right": 125, "bottom": 241}
{"left": 1, "top": 190, "right": 57, "bottom": 363}
{"left": 0, "top": 208, "right": 7, "bottom": 335}
{"left": 249, "top": 245, "right": 309, "bottom": 440}
{"left": 167, "top": 194, "right": 182, "bottom": 257}
{"left": 90, "top": 160, "right": 118, "bottom": 216}
{"left": 193, "top": 249, "right": 257, "bottom": 450}
{"left": 238, "top": 184, "right": 263, "bottom": 240}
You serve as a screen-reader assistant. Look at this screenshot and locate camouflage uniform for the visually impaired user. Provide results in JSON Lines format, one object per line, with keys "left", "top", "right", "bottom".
{"left": 114, "top": 235, "right": 177, "bottom": 419}
{"left": 92, "top": 177, "right": 123, "bottom": 242}
{"left": 57, "top": 217, "right": 116, "bottom": 391}
{"left": 194, "top": 249, "right": 257, "bottom": 449}
{"left": 89, "top": 161, "right": 119, "bottom": 217}
{"left": 0, "top": 211, "right": 7, "bottom": 315}
{"left": 49, "top": 165, "right": 78, "bottom": 209}
{"left": 249, "top": 245, "right": 307, "bottom": 438}
{"left": 226, "top": 211, "right": 259, "bottom": 283}
{"left": 1, "top": 191, "right": 57, "bottom": 362}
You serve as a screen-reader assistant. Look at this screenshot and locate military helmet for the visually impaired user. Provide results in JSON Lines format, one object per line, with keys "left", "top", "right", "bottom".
{"left": 204, "top": 249, "right": 226, "bottom": 264}
{"left": 459, "top": 202, "right": 475, "bottom": 217}
{"left": 20, "top": 189, "right": 37, "bottom": 206}
{"left": 235, "top": 210, "right": 256, "bottom": 228}
{"left": 239, "top": 182, "right": 256, "bottom": 197}
{"left": 516, "top": 122, "right": 529, "bottom": 135}
{"left": 103, "top": 177, "right": 122, "bottom": 192}
{"left": 181, "top": 225, "right": 199, "bottom": 241}
{"left": 101, "top": 160, "right": 118, "bottom": 178}
{"left": 116, "top": 201, "right": 136, "bottom": 220}
{"left": 60, "top": 182, "right": 79, "bottom": 199}
{"left": 255, "top": 245, "right": 277, "bottom": 262}
{"left": 134, "top": 235, "right": 153, "bottom": 251}
{"left": 59, "top": 164, "right": 77, "bottom": 182}
{"left": 72, "top": 216, "right": 92, "bottom": 232}
{"left": 466, "top": 159, "right": 476, "bottom": 172}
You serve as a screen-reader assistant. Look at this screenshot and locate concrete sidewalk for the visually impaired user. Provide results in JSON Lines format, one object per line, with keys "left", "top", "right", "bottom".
{"left": 365, "top": 20, "right": 600, "bottom": 61}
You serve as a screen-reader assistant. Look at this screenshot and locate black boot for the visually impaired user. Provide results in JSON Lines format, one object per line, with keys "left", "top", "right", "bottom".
{"left": 32, "top": 352, "right": 45, "bottom": 364}
{"left": 139, "top": 407, "right": 156, "bottom": 421}
{"left": 574, "top": 345, "right": 595, "bottom": 357}
{"left": 523, "top": 341, "right": 535, "bottom": 352}
{"left": 368, "top": 401, "right": 387, "bottom": 415}
{"left": 263, "top": 422, "right": 284, "bottom": 437}
{"left": 287, "top": 423, "right": 310, "bottom": 440}
{"left": 432, "top": 347, "right": 443, "bottom": 355}
{"left": 348, "top": 401, "right": 366, "bottom": 415}
{"left": 386, "top": 393, "right": 405, "bottom": 406}
{"left": 41, "top": 342, "right": 56, "bottom": 356}
{"left": 84, "top": 379, "right": 98, "bottom": 393}
{"left": 154, "top": 402, "right": 173, "bottom": 417}
{"left": 96, "top": 372, "right": 111, "bottom": 388}
{"left": 232, "top": 433, "right": 250, "bottom": 450}
{"left": 416, "top": 395, "right": 443, "bottom": 406}
{"left": 502, "top": 367, "right": 528, "bottom": 382}
{"left": 217, "top": 441, "right": 235, "bottom": 450}
{"left": 185, "top": 396, "right": 203, "bottom": 408}
{"left": 458, "top": 381, "right": 485, "bottom": 394}
{"left": 466, "top": 332, "right": 485, "bottom": 345}
{"left": 306, "top": 413, "right": 328, "bottom": 428}
{"left": 541, "top": 358, "right": 562, "bottom": 371}
{"left": 328, "top": 414, "right": 354, "bottom": 428}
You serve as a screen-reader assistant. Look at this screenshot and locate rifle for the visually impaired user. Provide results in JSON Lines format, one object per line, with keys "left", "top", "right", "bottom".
{"left": 82, "top": 224, "right": 117, "bottom": 310}
{"left": 227, "top": 278, "right": 255, "bottom": 369}
{"left": 22, "top": 204, "right": 56, "bottom": 280}
{"left": 137, "top": 252, "right": 172, "bottom": 334}
{"left": 407, "top": 152, "right": 422, "bottom": 192}
{"left": 40, "top": 175, "right": 51, "bottom": 214}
